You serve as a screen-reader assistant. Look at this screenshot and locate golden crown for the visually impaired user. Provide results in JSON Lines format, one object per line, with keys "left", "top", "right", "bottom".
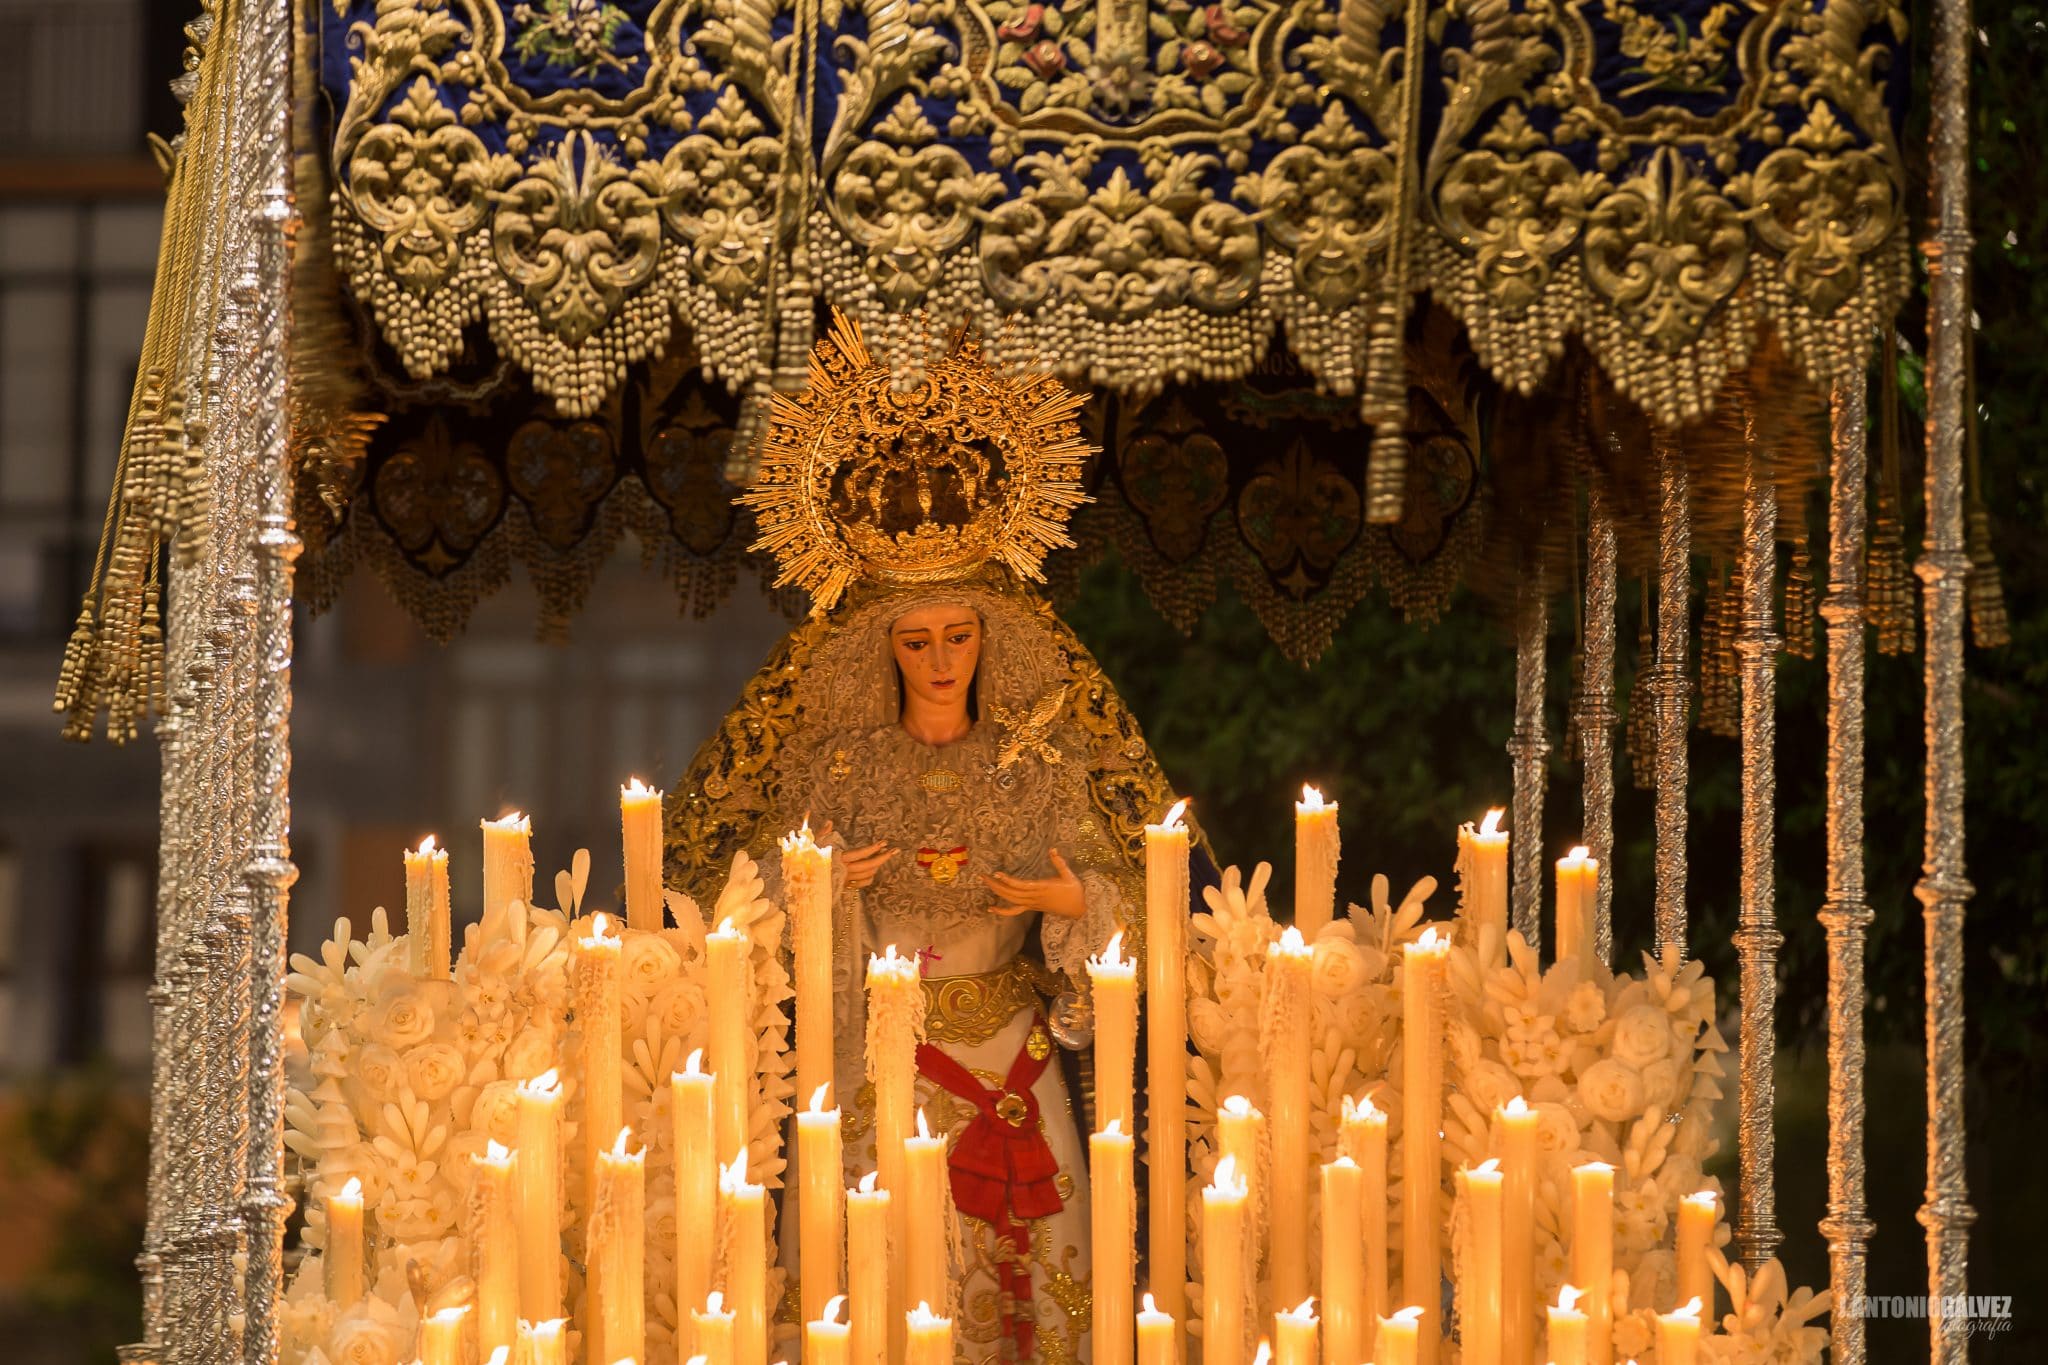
{"left": 743, "top": 310, "right": 1093, "bottom": 612}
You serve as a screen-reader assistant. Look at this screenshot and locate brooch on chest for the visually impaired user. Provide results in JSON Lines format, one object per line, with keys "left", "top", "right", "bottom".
{"left": 915, "top": 845, "right": 969, "bottom": 884}
{"left": 918, "top": 768, "right": 962, "bottom": 795}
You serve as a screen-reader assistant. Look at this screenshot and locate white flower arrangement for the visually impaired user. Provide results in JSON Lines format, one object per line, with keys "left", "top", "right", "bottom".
{"left": 281, "top": 851, "right": 794, "bottom": 1365}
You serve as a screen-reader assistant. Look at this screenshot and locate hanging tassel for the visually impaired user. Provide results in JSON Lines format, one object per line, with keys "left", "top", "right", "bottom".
{"left": 1783, "top": 527, "right": 1817, "bottom": 660}
{"left": 1961, "top": 326, "right": 2010, "bottom": 649}
{"left": 1626, "top": 580, "right": 1656, "bottom": 789}
{"left": 1868, "top": 340, "right": 1916, "bottom": 654}
{"left": 1698, "top": 563, "right": 1742, "bottom": 739}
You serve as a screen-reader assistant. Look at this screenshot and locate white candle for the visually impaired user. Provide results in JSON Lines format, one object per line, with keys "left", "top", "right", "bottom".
{"left": 1457, "top": 809, "right": 1508, "bottom": 965}
{"left": 1092, "top": 1119, "right": 1136, "bottom": 1365}
{"left": 481, "top": 811, "right": 533, "bottom": 943}
{"left": 846, "top": 1173, "right": 890, "bottom": 1365}
{"left": 1657, "top": 1298, "right": 1703, "bottom": 1365}
{"left": 1275, "top": 1297, "right": 1318, "bottom": 1365}
{"left": 798, "top": 1086, "right": 845, "bottom": 1326}
{"left": 518, "top": 1317, "right": 568, "bottom": 1365}
{"left": 470, "top": 1141, "right": 520, "bottom": 1362}
{"left": 1266, "top": 925, "right": 1314, "bottom": 1308}
{"left": 783, "top": 823, "right": 836, "bottom": 1113}
{"left": 1554, "top": 845, "right": 1599, "bottom": 971}
{"left": 673, "top": 1052, "right": 717, "bottom": 1359}
{"left": 576, "top": 911, "right": 625, "bottom": 1305}
{"left": 905, "top": 1302, "right": 953, "bottom": 1365}
{"left": 1374, "top": 1306, "right": 1423, "bottom": 1365}
{"left": 1294, "top": 785, "right": 1340, "bottom": 936}
{"left": 621, "top": 778, "right": 666, "bottom": 931}
{"left": 903, "top": 1108, "right": 948, "bottom": 1318}
{"left": 1339, "top": 1093, "right": 1389, "bottom": 1330}
{"left": 807, "top": 1295, "right": 851, "bottom": 1365}
{"left": 1146, "top": 800, "right": 1191, "bottom": 1336}
{"left": 1087, "top": 931, "right": 1138, "bottom": 1134}
{"left": 1203, "top": 1154, "right": 1249, "bottom": 1365}
{"left": 422, "top": 1305, "right": 467, "bottom": 1365}
{"left": 1572, "top": 1161, "right": 1615, "bottom": 1365}
{"left": 721, "top": 1150, "right": 767, "bottom": 1365}
{"left": 707, "top": 918, "right": 753, "bottom": 1167}
{"left": 324, "top": 1176, "right": 364, "bottom": 1306}
{"left": 404, "top": 835, "right": 451, "bottom": 980}
{"left": 1319, "top": 1158, "right": 1363, "bottom": 1365}
{"left": 1137, "top": 1292, "right": 1176, "bottom": 1365}
{"left": 1547, "top": 1285, "right": 1589, "bottom": 1365}
{"left": 592, "top": 1127, "right": 646, "bottom": 1365}
{"left": 1457, "top": 1160, "right": 1502, "bottom": 1365}
{"left": 694, "top": 1292, "right": 735, "bottom": 1365}
{"left": 865, "top": 944, "right": 922, "bottom": 1360}
{"left": 1675, "top": 1190, "right": 1718, "bottom": 1325}
{"left": 1400, "top": 928, "right": 1449, "bottom": 1365}
{"left": 1499, "top": 1096, "right": 1539, "bottom": 1365}
{"left": 515, "top": 1070, "right": 563, "bottom": 1321}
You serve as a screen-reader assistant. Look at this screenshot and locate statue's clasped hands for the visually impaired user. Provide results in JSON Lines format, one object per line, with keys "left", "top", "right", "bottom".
{"left": 985, "top": 848, "right": 1086, "bottom": 920}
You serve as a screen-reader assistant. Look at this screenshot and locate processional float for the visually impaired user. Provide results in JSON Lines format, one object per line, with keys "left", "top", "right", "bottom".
{"left": 51, "top": 0, "right": 1996, "bottom": 1363}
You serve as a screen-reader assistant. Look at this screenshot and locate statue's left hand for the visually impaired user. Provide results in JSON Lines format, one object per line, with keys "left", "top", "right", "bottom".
{"left": 984, "top": 848, "right": 1087, "bottom": 920}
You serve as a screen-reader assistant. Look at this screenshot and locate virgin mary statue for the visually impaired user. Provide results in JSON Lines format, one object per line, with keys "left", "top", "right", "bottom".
{"left": 662, "top": 313, "right": 1200, "bottom": 1364}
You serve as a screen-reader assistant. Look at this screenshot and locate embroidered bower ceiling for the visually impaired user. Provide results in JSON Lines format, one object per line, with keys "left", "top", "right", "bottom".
{"left": 319, "top": 0, "right": 1910, "bottom": 433}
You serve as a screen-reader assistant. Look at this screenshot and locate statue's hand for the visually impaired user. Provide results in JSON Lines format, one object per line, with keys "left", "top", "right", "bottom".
{"left": 984, "top": 848, "right": 1086, "bottom": 920}
{"left": 839, "top": 839, "right": 897, "bottom": 890}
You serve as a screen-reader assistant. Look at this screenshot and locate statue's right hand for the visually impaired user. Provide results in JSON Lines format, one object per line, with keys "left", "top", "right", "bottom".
{"left": 840, "top": 840, "right": 897, "bottom": 890}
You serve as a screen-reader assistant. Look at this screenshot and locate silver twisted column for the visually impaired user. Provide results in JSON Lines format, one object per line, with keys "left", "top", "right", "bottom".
{"left": 1820, "top": 376, "right": 1875, "bottom": 1364}
{"left": 1918, "top": 0, "right": 1977, "bottom": 1352}
{"left": 1651, "top": 431, "right": 1691, "bottom": 959}
{"left": 1733, "top": 413, "right": 1783, "bottom": 1270}
{"left": 1509, "top": 578, "right": 1550, "bottom": 951}
{"left": 1579, "top": 472, "right": 1618, "bottom": 965}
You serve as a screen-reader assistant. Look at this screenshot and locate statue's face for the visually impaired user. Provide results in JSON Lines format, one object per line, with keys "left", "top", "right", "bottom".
{"left": 889, "top": 603, "right": 983, "bottom": 713}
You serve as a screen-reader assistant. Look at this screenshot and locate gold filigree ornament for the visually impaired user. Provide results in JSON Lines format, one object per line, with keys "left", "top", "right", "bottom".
{"left": 742, "top": 309, "right": 1093, "bottom": 612}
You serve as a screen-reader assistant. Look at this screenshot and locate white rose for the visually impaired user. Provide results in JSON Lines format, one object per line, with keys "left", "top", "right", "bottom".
{"left": 648, "top": 980, "right": 707, "bottom": 1046}
{"left": 328, "top": 1310, "right": 406, "bottom": 1365}
{"left": 404, "top": 1043, "right": 466, "bottom": 1102}
{"left": 373, "top": 993, "right": 436, "bottom": 1050}
{"left": 1611, "top": 1005, "right": 1672, "bottom": 1068}
{"left": 1638, "top": 1058, "right": 1682, "bottom": 1114}
{"left": 1188, "top": 998, "right": 1229, "bottom": 1056}
{"left": 1577, "top": 1058, "right": 1646, "bottom": 1123}
{"left": 470, "top": 1080, "right": 524, "bottom": 1146}
{"left": 1533, "top": 1101, "right": 1581, "bottom": 1157}
{"left": 318, "top": 1143, "right": 389, "bottom": 1209}
{"left": 623, "top": 934, "right": 684, "bottom": 999}
{"left": 1461, "top": 1061, "right": 1523, "bottom": 1118}
{"left": 1310, "top": 937, "right": 1367, "bottom": 1000}
{"left": 355, "top": 1044, "right": 404, "bottom": 1103}
{"left": 502, "top": 1027, "right": 556, "bottom": 1081}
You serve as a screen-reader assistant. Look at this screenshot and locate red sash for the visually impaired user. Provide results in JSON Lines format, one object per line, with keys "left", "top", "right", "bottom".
{"left": 915, "top": 1016, "right": 1063, "bottom": 1356}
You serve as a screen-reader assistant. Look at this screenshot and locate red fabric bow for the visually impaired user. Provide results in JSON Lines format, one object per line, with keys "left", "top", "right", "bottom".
{"left": 916, "top": 1017, "right": 1064, "bottom": 1356}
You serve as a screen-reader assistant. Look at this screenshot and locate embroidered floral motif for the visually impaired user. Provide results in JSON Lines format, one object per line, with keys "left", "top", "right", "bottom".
{"left": 510, "top": 0, "right": 634, "bottom": 79}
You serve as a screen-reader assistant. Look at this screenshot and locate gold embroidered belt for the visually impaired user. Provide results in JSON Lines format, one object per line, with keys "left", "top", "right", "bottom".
{"left": 921, "top": 958, "right": 1061, "bottom": 1047}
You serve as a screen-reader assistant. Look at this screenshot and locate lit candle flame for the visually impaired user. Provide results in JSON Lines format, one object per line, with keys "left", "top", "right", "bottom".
{"left": 915, "top": 1107, "right": 932, "bottom": 1140}
{"left": 1212, "top": 1154, "right": 1244, "bottom": 1192}
{"left": 704, "top": 1291, "right": 727, "bottom": 1316}
{"left": 431, "top": 1304, "right": 470, "bottom": 1325}
{"left": 1161, "top": 798, "right": 1189, "bottom": 831}
{"left": 523, "top": 1319, "right": 567, "bottom": 1341}
{"left": 1556, "top": 1285, "right": 1583, "bottom": 1314}
{"left": 1416, "top": 925, "right": 1443, "bottom": 950}
{"left": 1566, "top": 844, "right": 1592, "bottom": 862}
{"left": 1094, "top": 931, "right": 1126, "bottom": 968}
{"left": 1289, "top": 1297, "right": 1316, "bottom": 1319}
{"left": 484, "top": 1139, "right": 511, "bottom": 1162}
{"left": 1142, "top": 1293, "right": 1159, "bottom": 1315}
{"left": 715, "top": 916, "right": 740, "bottom": 938}
{"left": 809, "top": 1083, "right": 832, "bottom": 1114}
{"left": 415, "top": 834, "right": 438, "bottom": 856}
{"left": 336, "top": 1175, "right": 362, "bottom": 1203}
{"left": 1278, "top": 924, "right": 1307, "bottom": 952}
{"left": 523, "top": 1067, "right": 561, "bottom": 1096}
{"left": 1389, "top": 1306, "right": 1423, "bottom": 1326}
{"left": 1101, "top": 1117, "right": 1124, "bottom": 1139}
{"left": 1471, "top": 1157, "right": 1501, "bottom": 1177}
{"left": 486, "top": 1348, "right": 511, "bottom": 1365}
{"left": 623, "top": 777, "right": 654, "bottom": 798}
{"left": 721, "top": 1148, "right": 751, "bottom": 1190}
{"left": 907, "top": 1302, "right": 948, "bottom": 1329}
{"left": 611, "top": 1126, "right": 636, "bottom": 1159}
{"left": 1671, "top": 1297, "right": 1702, "bottom": 1323}
{"left": 1253, "top": 1342, "right": 1272, "bottom": 1365}
{"left": 1504, "top": 1094, "right": 1532, "bottom": 1118}
{"left": 1299, "top": 784, "right": 1326, "bottom": 810}
{"left": 858, "top": 1171, "right": 879, "bottom": 1194}
{"left": 822, "top": 1295, "right": 847, "bottom": 1326}
{"left": 1685, "top": 1189, "right": 1718, "bottom": 1210}
{"left": 683, "top": 1049, "right": 705, "bottom": 1077}
{"left": 1222, "top": 1094, "right": 1255, "bottom": 1117}
{"left": 1576, "top": 1159, "right": 1615, "bottom": 1175}
{"left": 1479, "top": 807, "right": 1505, "bottom": 837}
{"left": 488, "top": 811, "right": 527, "bottom": 829}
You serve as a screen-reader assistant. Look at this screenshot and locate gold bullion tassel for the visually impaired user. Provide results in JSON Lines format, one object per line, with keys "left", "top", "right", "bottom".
{"left": 1782, "top": 525, "right": 1817, "bottom": 660}
{"left": 1626, "top": 582, "right": 1656, "bottom": 790}
{"left": 1867, "top": 345, "right": 1916, "bottom": 654}
{"left": 1962, "top": 333, "right": 2010, "bottom": 649}
{"left": 1697, "top": 563, "right": 1741, "bottom": 740}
